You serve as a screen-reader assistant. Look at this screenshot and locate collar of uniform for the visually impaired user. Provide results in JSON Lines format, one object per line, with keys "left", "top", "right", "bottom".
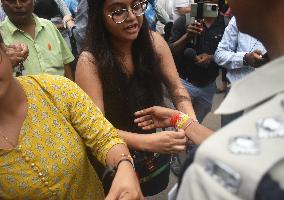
{"left": 4, "top": 14, "right": 46, "bottom": 35}
{"left": 215, "top": 55, "right": 284, "bottom": 114}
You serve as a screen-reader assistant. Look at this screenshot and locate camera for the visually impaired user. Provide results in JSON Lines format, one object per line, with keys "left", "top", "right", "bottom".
{"left": 191, "top": 2, "right": 219, "bottom": 20}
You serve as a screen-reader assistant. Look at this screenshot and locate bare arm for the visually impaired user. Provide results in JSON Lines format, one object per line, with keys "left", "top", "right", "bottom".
{"left": 171, "top": 32, "right": 189, "bottom": 56}
{"left": 185, "top": 122, "right": 213, "bottom": 144}
{"left": 75, "top": 52, "right": 105, "bottom": 113}
{"left": 117, "top": 129, "right": 186, "bottom": 154}
{"left": 152, "top": 31, "right": 196, "bottom": 118}
{"left": 106, "top": 144, "right": 143, "bottom": 199}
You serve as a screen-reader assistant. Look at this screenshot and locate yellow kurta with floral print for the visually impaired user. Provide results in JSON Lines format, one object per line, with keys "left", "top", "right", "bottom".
{"left": 0, "top": 75, "right": 125, "bottom": 199}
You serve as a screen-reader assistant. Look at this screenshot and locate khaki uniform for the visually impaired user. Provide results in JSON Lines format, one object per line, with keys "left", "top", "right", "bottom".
{"left": 177, "top": 56, "right": 284, "bottom": 200}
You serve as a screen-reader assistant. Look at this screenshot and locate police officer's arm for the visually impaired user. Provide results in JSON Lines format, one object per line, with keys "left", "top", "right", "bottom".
{"left": 184, "top": 120, "right": 213, "bottom": 144}
{"left": 134, "top": 106, "right": 213, "bottom": 144}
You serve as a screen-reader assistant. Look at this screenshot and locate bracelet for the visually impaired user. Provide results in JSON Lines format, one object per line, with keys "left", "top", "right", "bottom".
{"left": 170, "top": 112, "right": 182, "bottom": 127}
{"left": 183, "top": 119, "right": 199, "bottom": 131}
{"left": 184, "top": 119, "right": 198, "bottom": 145}
{"left": 170, "top": 112, "right": 197, "bottom": 129}
{"left": 116, "top": 158, "right": 135, "bottom": 170}
{"left": 176, "top": 114, "right": 190, "bottom": 129}
{"left": 116, "top": 154, "right": 135, "bottom": 169}
{"left": 119, "top": 153, "right": 132, "bottom": 159}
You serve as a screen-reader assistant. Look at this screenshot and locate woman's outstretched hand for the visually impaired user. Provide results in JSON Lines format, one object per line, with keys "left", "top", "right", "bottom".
{"left": 106, "top": 162, "right": 144, "bottom": 200}
{"left": 134, "top": 106, "right": 180, "bottom": 130}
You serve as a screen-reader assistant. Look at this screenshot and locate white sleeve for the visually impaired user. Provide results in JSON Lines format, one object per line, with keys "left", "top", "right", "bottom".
{"left": 174, "top": 0, "right": 190, "bottom": 8}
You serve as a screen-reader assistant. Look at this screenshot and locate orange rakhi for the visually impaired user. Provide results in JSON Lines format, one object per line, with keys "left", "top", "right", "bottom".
{"left": 48, "top": 43, "right": 52, "bottom": 51}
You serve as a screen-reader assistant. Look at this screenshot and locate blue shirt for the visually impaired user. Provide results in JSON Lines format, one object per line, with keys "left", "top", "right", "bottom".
{"left": 145, "top": 3, "right": 157, "bottom": 31}
{"left": 214, "top": 17, "right": 267, "bottom": 83}
{"left": 64, "top": 0, "right": 78, "bottom": 16}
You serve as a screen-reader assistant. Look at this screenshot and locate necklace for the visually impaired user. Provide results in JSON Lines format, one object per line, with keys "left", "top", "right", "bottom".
{"left": 0, "top": 129, "right": 16, "bottom": 148}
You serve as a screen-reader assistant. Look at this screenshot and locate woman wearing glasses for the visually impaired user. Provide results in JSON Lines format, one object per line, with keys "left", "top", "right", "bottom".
{"left": 76, "top": 0, "right": 196, "bottom": 196}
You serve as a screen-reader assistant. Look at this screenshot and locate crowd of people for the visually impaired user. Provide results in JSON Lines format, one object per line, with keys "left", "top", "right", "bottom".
{"left": 0, "top": 0, "right": 283, "bottom": 199}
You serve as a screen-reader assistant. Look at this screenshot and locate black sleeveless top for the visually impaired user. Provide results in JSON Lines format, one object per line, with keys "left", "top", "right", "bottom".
{"left": 101, "top": 57, "right": 164, "bottom": 133}
{"left": 104, "top": 75, "right": 162, "bottom": 133}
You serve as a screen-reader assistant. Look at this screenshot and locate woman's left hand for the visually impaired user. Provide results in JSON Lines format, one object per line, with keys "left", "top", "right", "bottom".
{"left": 105, "top": 162, "right": 144, "bottom": 200}
{"left": 134, "top": 106, "right": 180, "bottom": 130}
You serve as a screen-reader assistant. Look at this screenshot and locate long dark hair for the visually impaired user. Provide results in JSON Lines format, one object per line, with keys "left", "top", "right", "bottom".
{"left": 85, "top": 0, "right": 164, "bottom": 128}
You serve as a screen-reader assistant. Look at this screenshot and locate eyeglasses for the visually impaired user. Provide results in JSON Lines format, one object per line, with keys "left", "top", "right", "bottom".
{"left": 107, "top": 0, "right": 148, "bottom": 24}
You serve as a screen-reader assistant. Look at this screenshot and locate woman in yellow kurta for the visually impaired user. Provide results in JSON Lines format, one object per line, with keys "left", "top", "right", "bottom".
{"left": 0, "top": 34, "right": 143, "bottom": 199}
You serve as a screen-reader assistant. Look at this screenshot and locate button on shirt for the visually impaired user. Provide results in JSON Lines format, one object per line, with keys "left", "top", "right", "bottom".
{"left": 0, "top": 15, "right": 74, "bottom": 76}
{"left": 214, "top": 17, "right": 267, "bottom": 84}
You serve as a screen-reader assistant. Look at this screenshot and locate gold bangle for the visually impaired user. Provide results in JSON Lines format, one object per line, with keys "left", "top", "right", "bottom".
{"left": 119, "top": 153, "right": 132, "bottom": 160}
{"left": 116, "top": 158, "right": 135, "bottom": 170}
{"left": 116, "top": 154, "right": 135, "bottom": 169}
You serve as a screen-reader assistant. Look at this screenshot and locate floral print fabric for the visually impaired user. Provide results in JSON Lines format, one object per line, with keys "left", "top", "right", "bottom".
{"left": 0, "top": 75, "right": 125, "bottom": 199}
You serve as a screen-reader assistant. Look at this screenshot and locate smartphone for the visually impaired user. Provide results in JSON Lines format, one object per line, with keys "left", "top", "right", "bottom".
{"left": 191, "top": 2, "right": 219, "bottom": 19}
